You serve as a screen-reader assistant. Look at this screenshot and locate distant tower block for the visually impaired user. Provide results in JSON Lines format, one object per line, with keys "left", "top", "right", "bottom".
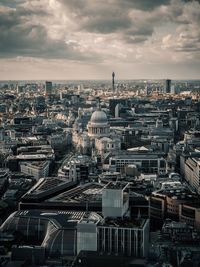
{"left": 112, "top": 72, "right": 115, "bottom": 92}
{"left": 45, "top": 81, "right": 52, "bottom": 96}
{"left": 165, "top": 79, "right": 171, "bottom": 94}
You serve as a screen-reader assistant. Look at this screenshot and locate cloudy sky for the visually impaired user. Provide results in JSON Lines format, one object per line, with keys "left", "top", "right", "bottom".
{"left": 0, "top": 0, "right": 200, "bottom": 80}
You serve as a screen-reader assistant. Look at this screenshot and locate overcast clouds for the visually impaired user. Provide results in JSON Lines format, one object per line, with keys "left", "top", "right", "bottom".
{"left": 0, "top": 0, "right": 199, "bottom": 80}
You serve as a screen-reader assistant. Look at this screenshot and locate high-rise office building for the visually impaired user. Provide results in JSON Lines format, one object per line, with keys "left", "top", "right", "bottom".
{"left": 171, "top": 84, "right": 175, "bottom": 94}
{"left": 145, "top": 84, "right": 152, "bottom": 96}
{"left": 45, "top": 81, "right": 52, "bottom": 96}
{"left": 165, "top": 79, "right": 171, "bottom": 93}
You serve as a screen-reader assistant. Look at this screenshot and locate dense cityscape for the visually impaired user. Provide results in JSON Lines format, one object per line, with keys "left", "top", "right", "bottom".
{"left": 1, "top": 0, "right": 200, "bottom": 266}
{"left": 0, "top": 77, "right": 199, "bottom": 266}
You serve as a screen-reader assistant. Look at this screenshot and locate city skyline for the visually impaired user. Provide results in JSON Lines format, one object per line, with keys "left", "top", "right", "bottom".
{"left": 0, "top": 0, "right": 200, "bottom": 80}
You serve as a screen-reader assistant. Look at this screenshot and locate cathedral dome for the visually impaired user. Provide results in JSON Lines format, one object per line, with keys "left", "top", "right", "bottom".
{"left": 87, "top": 110, "right": 110, "bottom": 138}
{"left": 90, "top": 110, "right": 108, "bottom": 124}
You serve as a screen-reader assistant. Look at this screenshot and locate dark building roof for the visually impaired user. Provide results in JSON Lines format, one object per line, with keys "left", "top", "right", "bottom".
{"left": 21, "top": 178, "right": 77, "bottom": 202}
{"left": 0, "top": 210, "right": 92, "bottom": 257}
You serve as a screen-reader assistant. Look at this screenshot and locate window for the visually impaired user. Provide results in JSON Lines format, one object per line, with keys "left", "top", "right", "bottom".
{"left": 160, "top": 160, "right": 165, "bottom": 168}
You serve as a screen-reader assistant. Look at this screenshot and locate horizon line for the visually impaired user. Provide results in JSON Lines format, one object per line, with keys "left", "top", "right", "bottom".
{"left": 0, "top": 78, "right": 200, "bottom": 82}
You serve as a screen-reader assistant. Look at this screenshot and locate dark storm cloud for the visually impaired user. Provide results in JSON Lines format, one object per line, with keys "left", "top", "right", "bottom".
{"left": 121, "top": 0, "right": 170, "bottom": 10}
{"left": 0, "top": 0, "right": 199, "bottom": 62}
{"left": 59, "top": 0, "right": 170, "bottom": 12}
{"left": 0, "top": 10, "right": 21, "bottom": 29}
{"left": 59, "top": 0, "right": 170, "bottom": 33}
{"left": 0, "top": 21, "right": 96, "bottom": 61}
{"left": 0, "top": 2, "right": 97, "bottom": 61}
{"left": 60, "top": 0, "right": 133, "bottom": 33}
{"left": 0, "top": 0, "right": 24, "bottom": 7}
{"left": 0, "top": 0, "right": 174, "bottom": 60}
{"left": 125, "top": 35, "right": 149, "bottom": 43}
{"left": 173, "top": 1, "right": 200, "bottom": 54}
{"left": 0, "top": 24, "right": 72, "bottom": 59}
{"left": 124, "top": 28, "right": 154, "bottom": 43}
{"left": 81, "top": 16, "right": 132, "bottom": 34}
{"left": 0, "top": 4, "right": 47, "bottom": 30}
{"left": 183, "top": 0, "right": 200, "bottom": 3}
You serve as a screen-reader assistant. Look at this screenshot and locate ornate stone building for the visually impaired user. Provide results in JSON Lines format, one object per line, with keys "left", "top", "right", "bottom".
{"left": 87, "top": 110, "right": 110, "bottom": 138}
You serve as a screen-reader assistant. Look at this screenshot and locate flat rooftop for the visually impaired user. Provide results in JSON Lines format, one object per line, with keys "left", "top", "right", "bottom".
{"left": 100, "top": 217, "right": 146, "bottom": 229}
{"left": 105, "top": 181, "right": 129, "bottom": 190}
{"left": 153, "top": 188, "right": 197, "bottom": 200}
{"left": 22, "top": 177, "right": 77, "bottom": 200}
{"left": 163, "top": 220, "right": 190, "bottom": 229}
{"left": 21, "top": 161, "right": 48, "bottom": 168}
{"left": 9, "top": 154, "right": 47, "bottom": 160}
{"left": 47, "top": 182, "right": 108, "bottom": 203}
{"left": 111, "top": 153, "right": 164, "bottom": 160}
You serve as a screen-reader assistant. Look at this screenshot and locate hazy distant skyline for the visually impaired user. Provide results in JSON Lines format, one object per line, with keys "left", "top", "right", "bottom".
{"left": 0, "top": 0, "right": 200, "bottom": 80}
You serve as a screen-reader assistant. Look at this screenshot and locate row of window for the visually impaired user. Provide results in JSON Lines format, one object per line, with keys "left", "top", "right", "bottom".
{"left": 98, "top": 227, "right": 143, "bottom": 256}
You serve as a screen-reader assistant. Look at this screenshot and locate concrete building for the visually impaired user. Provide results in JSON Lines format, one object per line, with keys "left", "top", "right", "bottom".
{"left": 162, "top": 219, "right": 196, "bottom": 242}
{"left": 165, "top": 79, "right": 171, "bottom": 93}
{"left": 109, "top": 152, "right": 167, "bottom": 174}
{"left": 47, "top": 132, "right": 72, "bottom": 153}
{"left": 45, "top": 81, "right": 52, "bottom": 96}
{"left": 58, "top": 155, "right": 95, "bottom": 183}
{"left": 77, "top": 213, "right": 100, "bottom": 254}
{"left": 0, "top": 168, "right": 10, "bottom": 197}
{"left": 149, "top": 185, "right": 198, "bottom": 225}
{"left": 95, "top": 136, "right": 121, "bottom": 156}
{"left": 1, "top": 181, "right": 150, "bottom": 259}
{"left": 179, "top": 203, "right": 200, "bottom": 230}
{"left": 184, "top": 157, "right": 200, "bottom": 193}
{"left": 102, "top": 182, "right": 129, "bottom": 218}
{"left": 98, "top": 217, "right": 149, "bottom": 257}
{"left": 109, "top": 99, "right": 129, "bottom": 117}
{"left": 20, "top": 160, "right": 50, "bottom": 180}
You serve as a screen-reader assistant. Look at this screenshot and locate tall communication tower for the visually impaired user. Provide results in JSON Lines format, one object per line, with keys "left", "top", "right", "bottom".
{"left": 112, "top": 72, "right": 115, "bottom": 92}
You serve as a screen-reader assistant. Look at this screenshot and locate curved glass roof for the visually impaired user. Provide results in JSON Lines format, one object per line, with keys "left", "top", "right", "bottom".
{"left": 42, "top": 229, "right": 76, "bottom": 256}
{"left": 0, "top": 210, "right": 84, "bottom": 257}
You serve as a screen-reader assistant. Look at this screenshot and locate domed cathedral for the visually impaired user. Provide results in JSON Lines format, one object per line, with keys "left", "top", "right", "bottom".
{"left": 87, "top": 109, "right": 110, "bottom": 138}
